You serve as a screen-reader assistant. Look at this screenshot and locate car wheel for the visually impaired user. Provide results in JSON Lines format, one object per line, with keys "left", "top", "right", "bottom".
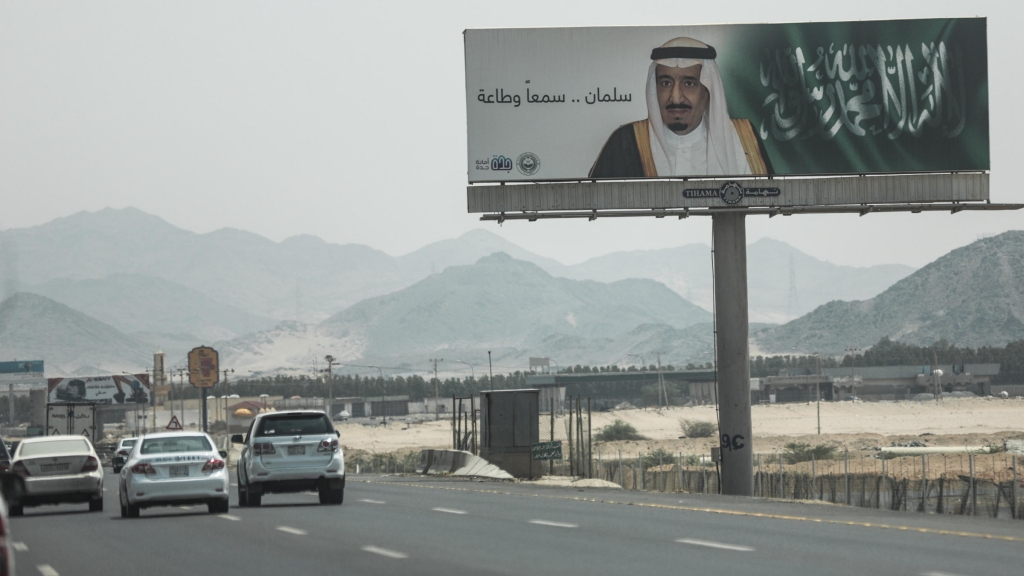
{"left": 318, "top": 479, "right": 343, "bottom": 505}
{"left": 120, "top": 502, "right": 128, "bottom": 518}
{"left": 237, "top": 475, "right": 248, "bottom": 507}
{"left": 8, "top": 504, "right": 23, "bottom": 517}
{"left": 89, "top": 497, "right": 103, "bottom": 512}
{"left": 126, "top": 501, "right": 140, "bottom": 518}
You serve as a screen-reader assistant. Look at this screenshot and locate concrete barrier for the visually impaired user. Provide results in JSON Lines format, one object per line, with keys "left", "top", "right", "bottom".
{"left": 417, "top": 449, "right": 513, "bottom": 480}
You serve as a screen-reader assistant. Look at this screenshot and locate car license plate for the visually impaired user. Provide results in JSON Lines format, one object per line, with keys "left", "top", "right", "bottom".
{"left": 170, "top": 466, "right": 189, "bottom": 477}
{"left": 287, "top": 445, "right": 305, "bottom": 456}
{"left": 39, "top": 463, "right": 70, "bottom": 473}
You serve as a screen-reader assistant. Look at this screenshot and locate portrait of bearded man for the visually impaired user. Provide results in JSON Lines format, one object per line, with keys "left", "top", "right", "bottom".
{"left": 589, "top": 37, "right": 771, "bottom": 178}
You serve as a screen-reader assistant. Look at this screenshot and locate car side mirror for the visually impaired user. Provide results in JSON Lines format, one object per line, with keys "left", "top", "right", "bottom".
{"left": 0, "top": 472, "right": 25, "bottom": 505}
{"left": 219, "top": 450, "right": 228, "bottom": 458}
{"left": 335, "top": 431, "right": 340, "bottom": 438}
{"left": 231, "top": 434, "right": 244, "bottom": 444}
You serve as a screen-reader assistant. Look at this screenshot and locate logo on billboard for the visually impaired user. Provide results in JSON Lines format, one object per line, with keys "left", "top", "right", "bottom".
{"left": 516, "top": 152, "right": 540, "bottom": 175}
{"left": 683, "top": 182, "right": 781, "bottom": 205}
{"left": 490, "top": 155, "right": 513, "bottom": 171}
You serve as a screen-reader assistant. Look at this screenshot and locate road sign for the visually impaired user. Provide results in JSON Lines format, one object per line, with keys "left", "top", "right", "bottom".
{"left": 166, "top": 415, "right": 182, "bottom": 431}
{"left": 187, "top": 346, "right": 220, "bottom": 388}
{"left": 531, "top": 440, "right": 562, "bottom": 461}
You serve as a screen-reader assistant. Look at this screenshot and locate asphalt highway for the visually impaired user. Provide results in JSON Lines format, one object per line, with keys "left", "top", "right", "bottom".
{"left": 8, "top": 472, "right": 1023, "bottom": 576}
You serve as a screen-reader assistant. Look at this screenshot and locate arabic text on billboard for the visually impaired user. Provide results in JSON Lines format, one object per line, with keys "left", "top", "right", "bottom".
{"left": 465, "top": 18, "right": 988, "bottom": 183}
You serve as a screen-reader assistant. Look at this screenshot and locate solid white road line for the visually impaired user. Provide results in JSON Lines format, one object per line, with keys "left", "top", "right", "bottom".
{"left": 359, "top": 498, "right": 386, "bottom": 504}
{"left": 219, "top": 514, "right": 241, "bottom": 521}
{"left": 12, "top": 542, "right": 27, "bottom": 552}
{"left": 676, "top": 538, "right": 755, "bottom": 552}
{"left": 432, "top": 507, "right": 467, "bottom": 515}
{"left": 277, "top": 526, "right": 308, "bottom": 536}
{"left": 361, "top": 546, "right": 408, "bottom": 559}
{"left": 37, "top": 566, "right": 59, "bottom": 576}
{"left": 529, "top": 520, "right": 578, "bottom": 528}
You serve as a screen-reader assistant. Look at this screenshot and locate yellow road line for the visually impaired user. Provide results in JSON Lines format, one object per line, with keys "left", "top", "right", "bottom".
{"left": 355, "top": 479, "right": 1024, "bottom": 543}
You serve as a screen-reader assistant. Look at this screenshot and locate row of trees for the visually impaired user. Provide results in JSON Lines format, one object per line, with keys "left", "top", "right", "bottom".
{"left": 193, "top": 338, "right": 1023, "bottom": 403}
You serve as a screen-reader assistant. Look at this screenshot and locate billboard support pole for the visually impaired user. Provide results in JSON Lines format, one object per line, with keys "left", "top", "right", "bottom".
{"left": 712, "top": 212, "right": 753, "bottom": 496}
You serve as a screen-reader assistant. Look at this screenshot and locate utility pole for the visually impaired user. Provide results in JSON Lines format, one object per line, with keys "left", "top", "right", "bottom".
{"left": 324, "top": 355, "right": 336, "bottom": 418}
{"left": 368, "top": 366, "right": 385, "bottom": 426}
{"left": 430, "top": 358, "right": 443, "bottom": 420}
{"left": 814, "top": 353, "right": 821, "bottom": 435}
{"left": 845, "top": 347, "right": 861, "bottom": 400}
{"left": 487, "top": 351, "right": 493, "bottom": 391}
{"left": 656, "top": 352, "right": 665, "bottom": 408}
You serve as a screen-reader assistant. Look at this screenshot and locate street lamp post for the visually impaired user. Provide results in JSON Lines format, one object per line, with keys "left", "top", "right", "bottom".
{"left": 455, "top": 360, "right": 474, "bottom": 381}
{"left": 324, "top": 355, "right": 337, "bottom": 418}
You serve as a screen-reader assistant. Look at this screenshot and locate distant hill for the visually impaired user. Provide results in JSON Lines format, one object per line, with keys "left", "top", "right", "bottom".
{"left": 756, "top": 231, "right": 1024, "bottom": 354}
{"left": 27, "top": 273, "right": 276, "bottom": 344}
{"left": 1, "top": 207, "right": 915, "bottom": 327}
{"left": 0, "top": 293, "right": 153, "bottom": 375}
{"left": 563, "top": 238, "right": 915, "bottom": 323}
{"left": 319, "top": 253, "right": 712, "bottom": 357}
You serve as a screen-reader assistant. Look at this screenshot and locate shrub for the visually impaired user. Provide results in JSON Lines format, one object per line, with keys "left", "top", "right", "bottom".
{"left": 680, "top": 419, "right": 717, "bottom": 438}
{"left": 781, "top": 442, "right": 838, "bottom": 464}
{"left": 595, "top": 419, "right": 646, "bottom": 442}
{"left": 643, "top": 447, "right": 677, "bottom": 468}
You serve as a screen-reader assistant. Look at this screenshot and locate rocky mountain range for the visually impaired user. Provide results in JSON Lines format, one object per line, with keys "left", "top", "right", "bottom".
{"left": 755, "top": 230, "right": 1024, "bottom": 355}
{"left": 2, "top": 207, "right": 913, "bottom": 328}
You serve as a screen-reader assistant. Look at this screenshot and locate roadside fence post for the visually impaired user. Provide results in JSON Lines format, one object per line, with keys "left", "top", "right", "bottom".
{"left": 844, "top": 450, "right": 850, "bottom": 506}
{"left": 1012, "top": 454, "right": 1018, "bottom": 520}
{"left": 811, "top": 454, "right": 816, "bottom": 501}
{"left": 921, "top": 454, "right": 927, "bottom": 513}
{"left": 757, "top": 454, "right": 762, "bottom": 497}
{"left": 969, "top": 453, "right": 976, "bottom": 516}
{"left": 637, "top": 452, "right": 643, "bottom": 491}
{"left": 618, "top": 450, "right": 623, "bottom": 488}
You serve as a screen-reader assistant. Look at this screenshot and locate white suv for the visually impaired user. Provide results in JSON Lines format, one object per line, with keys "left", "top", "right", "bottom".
{"left": 232, "top": 410, "right": 344, "bottom": 506}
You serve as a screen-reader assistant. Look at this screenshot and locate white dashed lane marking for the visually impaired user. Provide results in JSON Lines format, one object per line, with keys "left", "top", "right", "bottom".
{"left": 676, "top": 538, "right": 755, "bottom": 552}
{"left": 37, "top": 566, "right": 59, "bottom": 576}
{"left": 529, "top": 520, "right": 578, "bottom": 528}
{"left": 12, "top": 542, "right": 27, "bottom": 552}
{"left": 359, "top": 499, "right": 386, "bottom": 504}
{"left": 219, "top": 514, "right": 240, "bottom": 521}
{"left": 432, "top": 507, "right": 466, "bottom": 515}
{"left": 362, "top": 546, "right": 408, "bottom": 559}
{"left": 277, "top": 526, "right": 308, "bottom": 536}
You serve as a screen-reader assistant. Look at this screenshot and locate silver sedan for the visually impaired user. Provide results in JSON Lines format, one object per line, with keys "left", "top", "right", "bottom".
{"left": 118, "top": 431, "right": 230, "bottom": 517}
{"left": 9, "top": 435, "right": 104, "bottom": 516}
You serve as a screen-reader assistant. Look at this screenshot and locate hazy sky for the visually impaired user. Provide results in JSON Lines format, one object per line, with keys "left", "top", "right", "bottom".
{"left": 1, "top": 1, "right": 1020, "bottom": 268}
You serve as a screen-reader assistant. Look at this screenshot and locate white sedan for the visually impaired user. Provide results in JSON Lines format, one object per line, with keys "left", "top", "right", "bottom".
{"left": 118, "top": 431, "right": 229, "bottom": 517}
{"left": 9, "top": 435, "right": 104, "bottom": 516}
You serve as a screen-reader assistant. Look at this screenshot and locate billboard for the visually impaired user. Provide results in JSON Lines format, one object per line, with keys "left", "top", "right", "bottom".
{"left": 465, "top": 19, "right": 988, "bottom": 183}
{"left": 47, "top": 374, "right": 151, "bottom": 405}
{"left": 188, "top": 346, "right": 219, "bottom": 388}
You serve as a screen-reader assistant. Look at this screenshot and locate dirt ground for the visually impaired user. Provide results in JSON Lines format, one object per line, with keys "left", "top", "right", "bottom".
{"left": 333, "top": 396, "right": 1024, "bottom": 453}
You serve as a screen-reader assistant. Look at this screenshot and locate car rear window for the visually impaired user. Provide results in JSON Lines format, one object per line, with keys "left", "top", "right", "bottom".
{"left": 20, "top": 439, "right": 91, "bottom": 457}
{"left": 123, "top": 439, "right": 137, "bottom": 447}
{"left": 140, "top": 436, "right": 212, "bottom": 454}
{"left": 256, "top": 414, "right": 333, "bottom": 437}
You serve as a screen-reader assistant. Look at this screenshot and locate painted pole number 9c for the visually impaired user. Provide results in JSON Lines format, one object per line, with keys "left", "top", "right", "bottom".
{"left": 720, "top": 433, "right": 745, "bottom": 452}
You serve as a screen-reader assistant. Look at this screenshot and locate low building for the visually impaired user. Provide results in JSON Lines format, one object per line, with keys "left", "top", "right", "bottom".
{"left": 821, "top": 364, "right": 1000, "bottom": 400}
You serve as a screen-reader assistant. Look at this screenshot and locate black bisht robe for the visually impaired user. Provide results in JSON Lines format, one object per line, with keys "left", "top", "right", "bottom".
{"left": 589, "top": 123, "right": 646, "bottom": 179}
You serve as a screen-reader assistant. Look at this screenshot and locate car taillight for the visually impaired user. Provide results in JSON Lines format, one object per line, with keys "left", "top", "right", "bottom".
{"left": 11, "top": 461, "right": 28, "bottom": 477}
{"left": 202, "top": 458, "right": 225, "bottom": 473}
{"left": 81, "top": 456, "right": 99, "bottom": 472}
{"left": 130, "top": 463, "right": 156, "bottom": 475}
{"left": 253, "top": 442, "right": 276, "bottom": 456}
{"left": 117, "top": 450, "right": 128, "bottom": 457}
{"left": 317, "top": 439, "right": 339, "bottom": 453}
